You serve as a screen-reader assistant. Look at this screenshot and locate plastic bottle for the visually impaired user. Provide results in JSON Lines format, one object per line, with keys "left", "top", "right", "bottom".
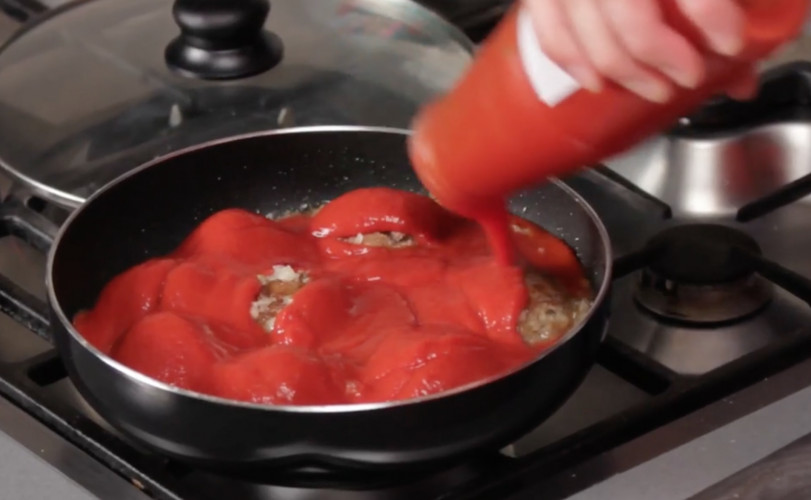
{"left": 408, "top": 0, "right": 811, "bottom": 224}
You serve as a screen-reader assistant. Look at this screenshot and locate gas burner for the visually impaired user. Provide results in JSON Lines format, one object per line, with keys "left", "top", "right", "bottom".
{"left": 634, "top": 224, "right": 773, "bottom": 324}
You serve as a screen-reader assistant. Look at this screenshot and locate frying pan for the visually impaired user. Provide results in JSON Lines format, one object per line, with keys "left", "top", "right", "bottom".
{"left": 35, "top": 126, "right": 612, "bottom": 474}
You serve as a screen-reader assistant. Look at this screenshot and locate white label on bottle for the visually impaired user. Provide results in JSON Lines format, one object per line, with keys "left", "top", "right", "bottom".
{"left": 516, "top": 9, "right": 581, "bottom": 106}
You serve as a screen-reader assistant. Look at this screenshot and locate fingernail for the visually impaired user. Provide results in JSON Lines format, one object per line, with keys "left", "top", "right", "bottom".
{"left": 626, "top": 80, "right": 671, "bottom": 103}
{"left": 567, "top": 65, "right": 602, "bottom": 93}
{"left": 662, "top": 66, "right": 700, "bottom": 89}
{"left": 713, "top": 34, "right": 744, "bottom": 57}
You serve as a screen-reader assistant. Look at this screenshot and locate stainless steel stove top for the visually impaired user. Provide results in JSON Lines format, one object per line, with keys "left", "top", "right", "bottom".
{"left": 2, "top": 2, "right": 811, "bottom": 500}
{"left": 0, "top": 120, "right": 808, "bottom": 499}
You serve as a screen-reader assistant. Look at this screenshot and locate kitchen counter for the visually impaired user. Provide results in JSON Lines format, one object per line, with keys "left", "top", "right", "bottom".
{"left": 0, "top": 387, "right": 147, "bottom": 500}
{"left": 692, "top": 432, "right": 811, "bottom": 500}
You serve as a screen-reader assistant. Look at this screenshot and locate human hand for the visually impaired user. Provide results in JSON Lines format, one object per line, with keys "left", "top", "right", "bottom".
{"left": 523, "top": 0, "right": 759, "bottom": 103}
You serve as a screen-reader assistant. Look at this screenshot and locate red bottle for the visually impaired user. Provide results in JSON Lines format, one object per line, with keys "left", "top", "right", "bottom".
{"left": 409, "top": 0, "right": 811, "bottom": 220}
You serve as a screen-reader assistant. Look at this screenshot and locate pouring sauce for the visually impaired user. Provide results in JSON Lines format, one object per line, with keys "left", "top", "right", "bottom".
{"left": 408, "top": 0, "right": 810, "bottom": 262}
{"left": 73, "top": 188, "right": 591, "bottom": 405}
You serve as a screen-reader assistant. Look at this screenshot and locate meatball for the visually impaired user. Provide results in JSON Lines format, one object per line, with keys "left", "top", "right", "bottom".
{"left": 518, "top": 271, "right": 591, "bottom": 345}
{"left": 250, "top": 265, "right": 308, "bottom": 332}
{"left": 250, "top": 225, "right": 591, "bottom": 347}
{"left": 341, "top": 231, "right": 415, "bottom": 248}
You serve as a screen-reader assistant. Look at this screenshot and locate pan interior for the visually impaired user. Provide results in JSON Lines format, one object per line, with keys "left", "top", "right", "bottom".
{"left": 49, "top": 127, "right": 610, "bottom": 401}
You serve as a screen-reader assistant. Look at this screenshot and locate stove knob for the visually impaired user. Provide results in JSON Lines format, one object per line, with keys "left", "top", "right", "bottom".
{"left": 165, "top": 0, "right": 283, "bottom": 80}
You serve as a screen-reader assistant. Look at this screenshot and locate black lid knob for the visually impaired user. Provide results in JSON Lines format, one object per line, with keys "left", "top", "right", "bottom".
{"left": 165, "top": 0, "right": 283, "bottom": 80}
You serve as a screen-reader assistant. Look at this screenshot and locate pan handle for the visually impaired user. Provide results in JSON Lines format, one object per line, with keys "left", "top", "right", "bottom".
{"left": 0, "top": 200, "right": 57, "bottom": 340}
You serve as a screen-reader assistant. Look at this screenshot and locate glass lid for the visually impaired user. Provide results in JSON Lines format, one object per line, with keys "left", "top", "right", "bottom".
{"left": 0, "top": 0, "right": 473, "bottom": 207}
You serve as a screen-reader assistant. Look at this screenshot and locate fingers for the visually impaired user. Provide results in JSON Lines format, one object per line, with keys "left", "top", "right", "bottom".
{"left": 522, "top": 0, "right": 753, "bottom": 103}
{"left": 524, "top": 0, "right": 703, "bottom": 102}
{"left": 563, "top": 0, "right": 677, "bottom": 102}
{"left": 525, "top": 0, "right": 603, "bottom": 92}
{"left": 675, "top": 0, "right": 746, "bottom": 56}
{"left": 601, "top": 0, "right": 704, "bottom": 90}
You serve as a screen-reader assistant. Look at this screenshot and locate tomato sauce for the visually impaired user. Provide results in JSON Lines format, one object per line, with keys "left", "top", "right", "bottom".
{"left": 73, "top": 188, "right": 590, "bottom": 405}
{"left": 408, "top": 1, "right": 810, "bottom": 263}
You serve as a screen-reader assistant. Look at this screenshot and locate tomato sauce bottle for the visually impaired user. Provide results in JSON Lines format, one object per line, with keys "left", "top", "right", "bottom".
{"left": 409, "top": 0, "right": 811, "bottom": 222}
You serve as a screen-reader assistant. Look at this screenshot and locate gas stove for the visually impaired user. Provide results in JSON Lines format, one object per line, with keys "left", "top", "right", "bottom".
{"left": 2, "top": 2, "right": 811, "bottom": 500}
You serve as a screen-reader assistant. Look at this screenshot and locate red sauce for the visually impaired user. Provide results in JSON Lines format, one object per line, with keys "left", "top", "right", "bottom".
{"left": 73, "top": 188, "right": 590, "bottom": 405}
{"left": 408, "top": 1, "right": 810, "bottom": 262}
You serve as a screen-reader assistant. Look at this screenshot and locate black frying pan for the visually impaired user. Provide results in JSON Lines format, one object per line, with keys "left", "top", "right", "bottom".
{"left": 33, "top": 127, "right": 611, "bottom": 474}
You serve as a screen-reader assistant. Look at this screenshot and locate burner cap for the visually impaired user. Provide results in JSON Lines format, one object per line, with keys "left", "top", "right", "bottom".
{"left": 635, "top": 224, "right": 772, "bottom": 324}
{"left": 645, "top": 224, "right": 761, "bottom": 286}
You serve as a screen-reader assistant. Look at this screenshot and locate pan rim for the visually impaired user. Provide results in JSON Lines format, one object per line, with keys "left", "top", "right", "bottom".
{"left": 46, "top": 125, "right": 613, "bottom": 414}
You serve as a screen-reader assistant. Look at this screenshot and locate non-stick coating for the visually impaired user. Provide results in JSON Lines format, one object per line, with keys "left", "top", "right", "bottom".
{"left": 47, "top": 127, "right": 611, "bottom": 472}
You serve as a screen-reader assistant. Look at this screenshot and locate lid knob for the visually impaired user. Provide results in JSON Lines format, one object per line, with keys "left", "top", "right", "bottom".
{"left": 165, "top": 0, "right": 283, "bottom": 80}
